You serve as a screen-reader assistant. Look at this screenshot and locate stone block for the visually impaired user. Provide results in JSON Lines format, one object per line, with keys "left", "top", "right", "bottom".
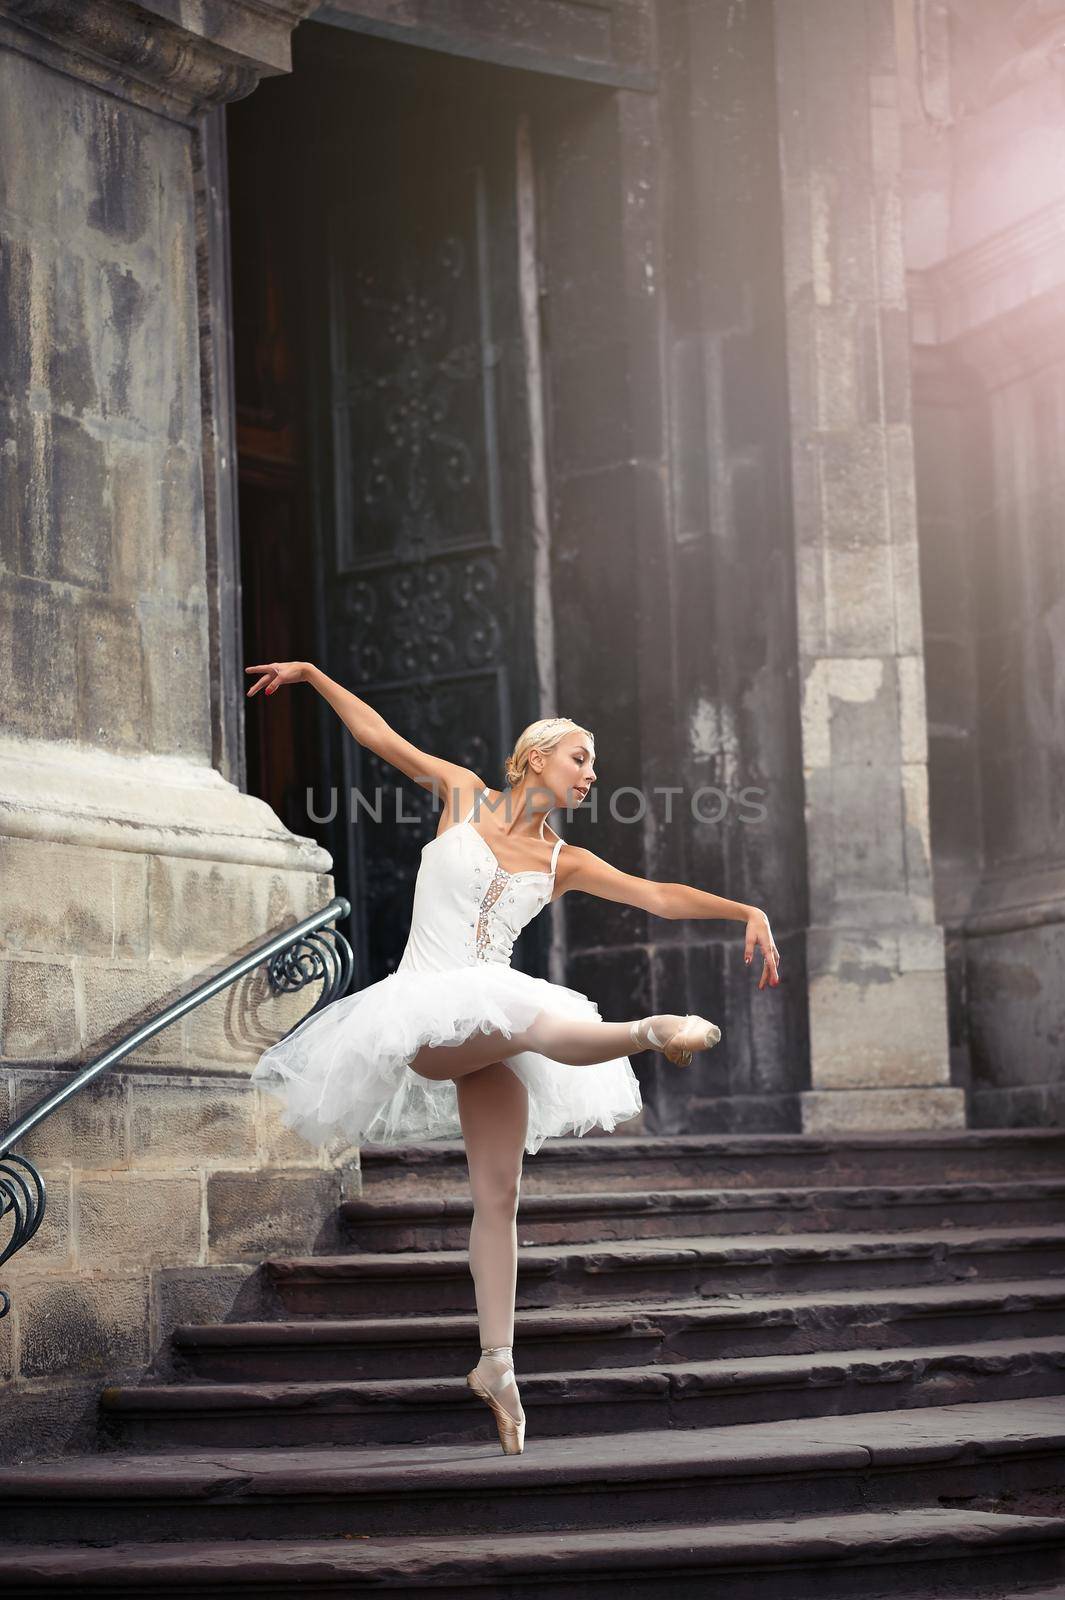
{"left": 0, "top": 572, "right": 78, "bottom": 742}
{"left": 874, "top": 183, "right": 907, "bottom": 307}
{"left": 803, "top": 759, "right": 907, "bottom": 900}
{"left": 206, "top": 1168, "right": 340, "bottom": 1261}
{"left": 818, "top": 428, "right": 892, "bottom": 546}
{"left": 0, "top": 836, "right": 148, "bottom": 961}
{"left": 110, "top": 439, "right": 204, "bottom": 602}
{"left": 0, "top": 234, "right": 33, "bottom": 404}
{"left": 812, "top": 305, "right": 860, "bottom": 430}
{"left": 896, "top": 654, "right": 930, "bottom": 763}
{"left": 0, "top": 49, "right": 64, "bottom": 235}
{"left": 15, "top": 1271, "right": 150, "bottom": 1377}
{"left": 794, "top": 539, "right": 827, "bottom": 656}
{"left": 901, "top": 761, "right": 935, "bottom": 902}
{"left": 11, "top": 1068, "right": 128, "bottom": 1167}
{"left": 80, "top": 959, "right": 189, "bottom": 1068}
{"left": 886, "top": 418, "right": 920, "bottom": 538}
{"left": 0, "top": 958, "right": 78, "bottom": 1060}
{"left": 75, "top": 594, "right": 145, "bottom": 751}
{"left": 76, "top": 1174, "right": 201, "bottom": 1267}
{"left": 138, "top": 596, "right": 211, "bottom": 760}
{"left": 892, "top": 537, "right": 926, "bottom": 656}
{"left": 897, "top": 925, "right": 946, "bottom": 972}
{"left": 128, "top": 1077, "right": 257, "bottom": 1166}
{"left": 95, "top": 256, "right": 157, "bottom": 429}
{"left": 152, "top": 1263, "right": 266, "bottom": 1362}
{"left": 0, "top": 1379, "right": 102, "bottom": 1464}
{"left": 256, "top": 1088, "right": 355, "bottom": 1166}
{"left": 824, "top": 542, "right": 897, "bottom": 652}
{"left": 1, "top": 1167, "right": 72, "bottom": 1268}
{"left": 809, "top": 966, "right": 951, "bottom": 1088}
{"left": 824, "top": 658, "right": 899, "bottom": 770}
{"left": 879, "top": 306, "right": 912, "bottom": 422}
{"left": 47, "top": 246, "right": 97, "bottom": 418}
{"left": 48, "top": 413, "right": 110, "bottom": 589}
{"left": 802, "top": 1085, "right": 966, "bottom": 1133}
{"left": 805, "top": 925, "right": 898, "bottom": 982}
{"left": 159, "top": 444, "right": 209, "bottom": 601}
{"left": 184, "top": 963, "right": 320, "bottom": 1070}
{"left": 147, "top": 855, "right": 324, "bottom": 962}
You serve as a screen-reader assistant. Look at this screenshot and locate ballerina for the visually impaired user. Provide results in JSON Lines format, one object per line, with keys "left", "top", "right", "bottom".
{"left": 245, "top": 660, "right": 781, "bottom": 1456}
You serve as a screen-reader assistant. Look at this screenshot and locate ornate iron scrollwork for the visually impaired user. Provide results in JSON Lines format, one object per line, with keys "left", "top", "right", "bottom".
{"left": 267, "top": 925, "right": 355, "bottom": 1028}
{"left": 0, "top": 898, "right": 352, "bottom": 1316}
{"left": 0, "top": 1154, "right": 46, "bottom": 1319}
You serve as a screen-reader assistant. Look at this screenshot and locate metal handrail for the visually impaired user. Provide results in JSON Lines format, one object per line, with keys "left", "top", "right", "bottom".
{"left": 0, "top": 896, "right": 354, "bottom": 1315}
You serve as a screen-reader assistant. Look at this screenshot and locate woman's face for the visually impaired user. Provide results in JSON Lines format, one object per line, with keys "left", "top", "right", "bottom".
{"left": 533, "top": 731, "right": 596, "bottom": 809}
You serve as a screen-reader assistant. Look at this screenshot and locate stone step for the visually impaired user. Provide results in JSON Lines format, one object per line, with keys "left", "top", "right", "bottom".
{"left": 3, "top": 1399, "right": 1061, "bottom": 1545}
{"left": 359, "top": 1130, "right": 1065, "bottom": 1198}
{"left": 173, "top": 1278, "right": 1065, "bottom": 1381}
{"left": 265, "top": 1225, "right": 1065, "bottom": 1316}
{"left": 100, "top": 1335, "right": 1065, "bottom": 1449}
{"left": 339, "top": 1180, "right": 1065, "bottom": 1250}
{"left": 1, "top": 1509, "right": 1063, "bottom": 1598}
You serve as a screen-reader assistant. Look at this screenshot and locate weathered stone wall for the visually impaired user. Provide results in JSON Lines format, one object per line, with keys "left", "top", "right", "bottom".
{"left": 772, "top": 0, "right": 961, "bottom": 1132}
{"left": 901, "top": 0, "right": 1065, "bottom": 1125}
{"left": 533, "top": 7, "right": 808, "bottom": 1135}
{"left": 0, "top": 2, "right": 339, "bottom": 1463}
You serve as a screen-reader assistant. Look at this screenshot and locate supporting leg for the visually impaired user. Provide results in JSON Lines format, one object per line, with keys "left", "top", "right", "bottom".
{"left": 456, "top": 1062, "right": 528, "bottom": 1425}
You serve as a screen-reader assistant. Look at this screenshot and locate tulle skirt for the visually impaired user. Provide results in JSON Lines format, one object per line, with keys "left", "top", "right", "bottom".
{"left": 250, "top": 962, "right": 643, "bottom": 1156}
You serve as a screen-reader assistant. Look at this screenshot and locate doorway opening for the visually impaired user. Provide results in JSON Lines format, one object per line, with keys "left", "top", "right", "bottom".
{"left": 227, "top": 23, "right": 560, "bottom": 980}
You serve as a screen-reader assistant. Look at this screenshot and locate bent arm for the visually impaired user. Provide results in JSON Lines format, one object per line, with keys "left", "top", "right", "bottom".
{"left": 305, "top": 665, "right": 481, "bottom": 801}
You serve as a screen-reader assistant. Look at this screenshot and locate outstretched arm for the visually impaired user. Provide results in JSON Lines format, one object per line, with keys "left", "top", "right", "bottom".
{"left": 559, "top": 847, "right": 781, "bottom": 990}
{"left": 245, "top": 660, "right": 482, "bottom": 804}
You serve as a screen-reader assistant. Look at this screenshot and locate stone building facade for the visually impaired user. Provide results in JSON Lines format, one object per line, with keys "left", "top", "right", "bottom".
{"left": 0, "top": 0, "right": 1060, "bottom": 1461}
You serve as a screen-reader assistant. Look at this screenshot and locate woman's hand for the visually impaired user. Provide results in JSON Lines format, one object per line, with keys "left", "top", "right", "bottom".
{"left": 743, "top": 907, "right": 781, "bottom": 990}
{"left": 244, "top": 661, "right": 310, "bottom": 698}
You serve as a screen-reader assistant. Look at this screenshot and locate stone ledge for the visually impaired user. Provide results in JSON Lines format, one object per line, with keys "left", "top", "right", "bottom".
{"left": 0, "top": 735, "right": 330, "bottom": 873}
{"left": 802, "top": 1086, "right": 966, "bottom": 1134}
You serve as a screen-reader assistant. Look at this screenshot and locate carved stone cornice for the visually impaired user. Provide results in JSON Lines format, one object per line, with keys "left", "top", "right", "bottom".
{"left": 908, "top": 197, "right": 1065, "bottom": 388}
{"left": 0, "top": 0, "right": 316, "bottom": 121}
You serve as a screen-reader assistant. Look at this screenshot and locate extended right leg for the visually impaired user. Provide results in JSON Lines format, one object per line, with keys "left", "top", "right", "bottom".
{"left": 409, "top": 1010, "right": 709, "bottom": 1082}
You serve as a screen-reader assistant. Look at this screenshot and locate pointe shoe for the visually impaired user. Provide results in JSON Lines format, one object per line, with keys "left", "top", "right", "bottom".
{"left": 630, "top": 1014, "right": 722, "bottom": 1067}
{"left": 466, "top": 1345, "right": 526, "bottom": 1455}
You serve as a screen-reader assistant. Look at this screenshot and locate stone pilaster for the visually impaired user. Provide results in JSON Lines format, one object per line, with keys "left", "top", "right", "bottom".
{"left": 0, "top": 0, "right": 335, "bottom": 1461}
{"left": 773, "top": 0, "right": 964, "bottom": 1132}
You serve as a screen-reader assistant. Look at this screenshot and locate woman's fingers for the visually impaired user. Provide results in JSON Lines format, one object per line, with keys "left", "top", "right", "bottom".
{"left": 245, "top": 662, "right": 282, "bottom": 698}
{"left": 757, "top": 936, "right": 782, "bottom": 990}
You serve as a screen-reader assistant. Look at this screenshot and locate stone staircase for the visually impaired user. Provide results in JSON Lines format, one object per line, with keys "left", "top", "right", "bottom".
{"left": 1, "top": 1130, "right": 1065, "bottom": 1596}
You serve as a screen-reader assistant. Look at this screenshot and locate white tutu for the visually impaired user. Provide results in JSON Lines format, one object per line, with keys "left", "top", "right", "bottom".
{"left": 252, "top": 790, "right": 644, "bottom": 1155}
{"left": 251, "top": 962, "right": 643, "bottom": 1156}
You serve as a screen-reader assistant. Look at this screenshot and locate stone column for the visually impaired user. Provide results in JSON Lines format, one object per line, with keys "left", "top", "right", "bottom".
{"left": 773, "top": 0, "right": 964, "bottom": 1132}
{"left": 0, "top": 0, "right": 344, "bottom": 1463}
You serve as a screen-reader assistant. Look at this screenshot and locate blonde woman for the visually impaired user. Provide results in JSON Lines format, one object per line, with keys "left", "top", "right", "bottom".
{"left": 247, "top": 661, "right": 781, "bottom": 1456}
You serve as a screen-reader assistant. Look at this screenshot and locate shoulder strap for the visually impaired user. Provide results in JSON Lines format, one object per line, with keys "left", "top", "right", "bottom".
{"left": 462, "top": 786, "right": 490, "bottom": 825}
{"left": 550, "top": 834, "right": 565, "bottom": 872}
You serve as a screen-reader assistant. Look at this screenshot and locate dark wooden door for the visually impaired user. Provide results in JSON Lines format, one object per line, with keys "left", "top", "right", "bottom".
{"left": 295, "top": 27, "right": 546, "bottom": 983}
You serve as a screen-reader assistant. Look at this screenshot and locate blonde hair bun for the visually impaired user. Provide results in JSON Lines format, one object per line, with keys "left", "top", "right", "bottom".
{"left": 503, "top": 716, "right": 594, "bottom": 787}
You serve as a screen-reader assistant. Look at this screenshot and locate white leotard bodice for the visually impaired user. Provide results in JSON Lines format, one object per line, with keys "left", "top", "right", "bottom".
{"left": 396, "top": 788, "right": 564, "bottom": 975}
